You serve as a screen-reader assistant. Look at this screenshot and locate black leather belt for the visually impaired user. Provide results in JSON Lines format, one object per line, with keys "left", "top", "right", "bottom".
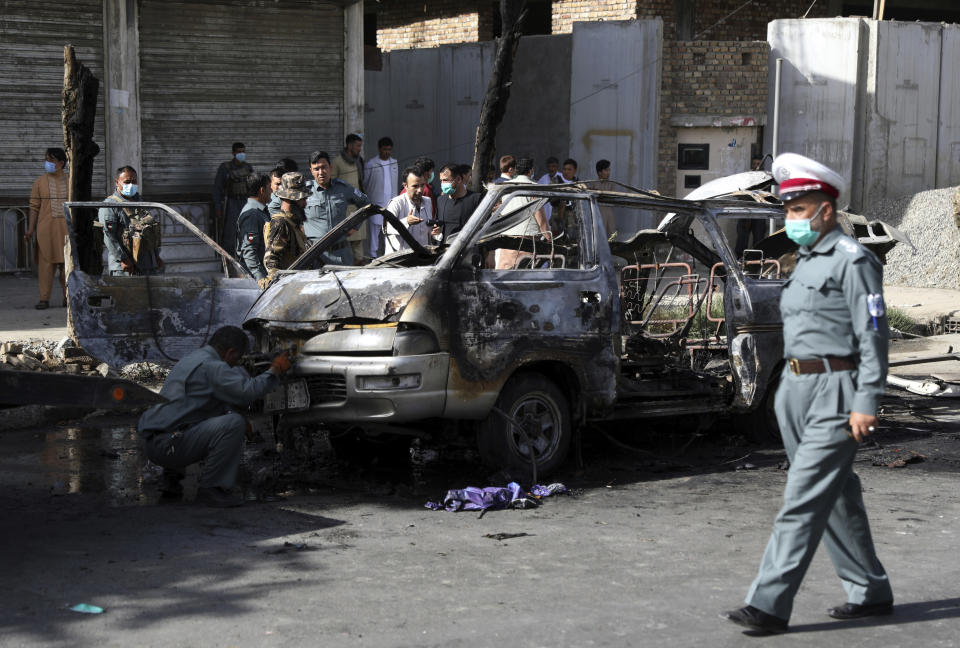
{"left": 789, "top": 356, "right": 856, "bottom": 375}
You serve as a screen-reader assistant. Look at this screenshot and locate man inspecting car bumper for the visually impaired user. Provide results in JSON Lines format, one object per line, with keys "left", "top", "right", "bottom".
{"left": 137, "top": 326, "right": 291, "bottom": 507}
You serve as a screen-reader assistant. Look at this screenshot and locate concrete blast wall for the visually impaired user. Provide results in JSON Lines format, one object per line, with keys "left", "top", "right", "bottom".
{"left": 767, "top": 18, "right": 960, "bottom": 213}
{"left": 365, "top": 21, "right": 661, "bottom": 204}
{"left": 569, "top": 19, "right": 662, "bottom": 193}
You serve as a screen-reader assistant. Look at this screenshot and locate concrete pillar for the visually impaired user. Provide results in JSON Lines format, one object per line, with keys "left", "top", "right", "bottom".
{"left": 343, "top": 0, "right": 365, "bottom": 140}
{"left": 102, "top": 0, "right": 142, "bottom": 194}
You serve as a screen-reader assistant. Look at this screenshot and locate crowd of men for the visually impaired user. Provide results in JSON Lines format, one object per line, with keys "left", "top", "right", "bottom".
{"left": 19, "top": 134, "right": 610, "bottom": 302}
{"left": 204, "top": 134, "right": 611, "bottom": 288}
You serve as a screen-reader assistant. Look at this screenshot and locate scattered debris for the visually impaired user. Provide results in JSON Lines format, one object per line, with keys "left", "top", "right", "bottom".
{"left": 483, "top": 532, "right": 532, "bottom": 542}
{"left": 887, "top": 374, "right": 960, "bottom": 398}
{"left": 425, "top": 482, "right": 567, "bottom": 513}
{"left": 265, "top": 541, "right": 315, "bottom": 555}
{"left": 68, "top": 603, "right": 104, "bottom": 614}
{"left": 872, "top": 449, "right": 926, "bottom": 468}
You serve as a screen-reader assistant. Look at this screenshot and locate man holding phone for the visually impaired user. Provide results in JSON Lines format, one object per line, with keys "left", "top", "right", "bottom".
{"left": 383, "top": 166, "right": 434, "bottom": 253}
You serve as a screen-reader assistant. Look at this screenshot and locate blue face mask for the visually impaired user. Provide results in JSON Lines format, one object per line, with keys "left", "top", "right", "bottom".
{"left": 235, "top": 152, "right": 246, "bottom": 162}
{"left": 44, "top": 160, "right": 57, "bottom": 173}
{"left": 120, "top": 182, "right": 138, "bottom": 197}
{"left": 784, "top": 203, "right": 825, "bottom": 247}
{"left": 441, "top": 181, "right": 455, "bottom": 196}
{"left": 428, "top": 171, "right": 435, "bottom": 184}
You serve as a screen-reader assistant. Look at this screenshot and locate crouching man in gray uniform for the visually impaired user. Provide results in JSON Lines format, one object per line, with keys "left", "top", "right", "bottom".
{"left": 138, "top": 326, "right": 291, "bottom": 507}
{"left": 722, "top": 153, "right": 893, "bottom": 634}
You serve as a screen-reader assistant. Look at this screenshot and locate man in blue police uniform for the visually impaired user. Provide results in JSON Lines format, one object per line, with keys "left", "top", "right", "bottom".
{"left": 138, "top": 326, "right": 291, "bottom": 507}
{"left": 305, "top": 150, "right": 369, "bottom": 265}
{"left": 235, "top": 172, "right": 271, "bottom": 281}
{"left": 722, "top": 153, "right": 893, "bottom": 634}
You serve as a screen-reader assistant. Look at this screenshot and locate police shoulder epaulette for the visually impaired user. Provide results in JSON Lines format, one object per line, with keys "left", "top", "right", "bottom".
{"left": 836, "top": 236, "right": 863, "bottom": 258}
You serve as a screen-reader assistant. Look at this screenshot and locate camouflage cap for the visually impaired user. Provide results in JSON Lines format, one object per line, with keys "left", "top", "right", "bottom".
{"left": 274, "top": 172, "right": 312, "bottom": 201}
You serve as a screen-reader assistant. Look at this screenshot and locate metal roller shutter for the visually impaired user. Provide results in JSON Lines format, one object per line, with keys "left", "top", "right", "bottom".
{"left": 138, "top": 0, "right": 344, "bottom": 198}
{"left": 0, "top": 0, "right": 107, "bottom": 199}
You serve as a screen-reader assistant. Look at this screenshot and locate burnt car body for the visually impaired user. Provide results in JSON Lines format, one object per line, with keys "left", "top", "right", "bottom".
{"left": 62, "top": 183, "right": 907, "bottom": 475}
{"left": 242, "top": 181, "right": 810, "bottom": 474}
{"left": 64, "top": 201, "right": 260, "bottom": 366}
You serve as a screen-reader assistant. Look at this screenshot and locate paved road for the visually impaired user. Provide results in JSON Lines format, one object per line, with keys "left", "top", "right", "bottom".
{"left": 0, "top": 391, "right": 957, "bottom": 647}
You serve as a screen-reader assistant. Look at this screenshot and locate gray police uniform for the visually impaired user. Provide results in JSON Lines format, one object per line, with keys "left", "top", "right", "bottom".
{"left": 137, "top": 345, "right": 278, "bottom": 489}
{"left": 745, "top": 225, "right": 892, "bottom": 620}
{"left": 304, "top": 178, "right": 368, "bottom": 265}
{"left": 98, "top": 191, "right": 161, "bottom": 276}
{"left": 266, "top": 192, "right": 282, "bottom": 216}
{"left": 235, "top": 198, "right": 270, "bottom": 280}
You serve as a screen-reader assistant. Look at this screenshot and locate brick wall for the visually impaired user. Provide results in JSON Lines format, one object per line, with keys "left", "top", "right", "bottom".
{"left": 375, "top": 1, "right": 832, "bottom": 51}
{"left": 552, "top": 0, "right": 830, "bottom": 40}
{"left": 376, "top": 0, "right": 484, "bottom": 52}
{"left": 689, "top": 0, "right": 830, "bottom": 41}
{"left": 551, "top": 0, "right": 645, "bottom": 34}
{"left": 657, "top": 40, "right": 770, "bottom": 194}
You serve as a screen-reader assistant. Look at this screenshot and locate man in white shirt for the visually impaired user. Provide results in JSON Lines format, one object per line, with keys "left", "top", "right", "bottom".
{"left": 496, "top": 158, "right": 551, "bottom": 269}
{"left": 384, "top": 166, "right": 433, "bottom": 254}
{"left": 363, "top": 136, "right": 399, "bottom": 257}
{"left": 537, "top": 157, "right": 560, "bottom": 185}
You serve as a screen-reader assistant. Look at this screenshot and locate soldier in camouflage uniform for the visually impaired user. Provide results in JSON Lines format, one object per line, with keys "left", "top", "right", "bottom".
{"left": 260, "top": 172, "right": 311, "bottom": 290}
{"left": 213, "top": 142, "right": 255, "bottom": 256}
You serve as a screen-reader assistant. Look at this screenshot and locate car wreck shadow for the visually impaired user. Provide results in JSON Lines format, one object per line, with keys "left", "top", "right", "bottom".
{"left": 0, "top": 494, "right": 347, "bottom": 644}
{"left": 786, "top": 597, "right": 960, "bottom": 634}
{"left": 0, "top": 416, "right": 348, "bottom": 644}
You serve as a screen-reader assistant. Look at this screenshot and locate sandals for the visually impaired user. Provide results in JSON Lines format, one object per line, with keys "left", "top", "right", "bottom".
{"left": 34, "top": 300, "right": 49, "bottom": 310}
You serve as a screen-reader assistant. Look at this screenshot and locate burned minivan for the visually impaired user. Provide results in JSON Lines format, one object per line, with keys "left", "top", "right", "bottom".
{"left": 242, "top": 176, "right": 905, "bottom": 476}
{"left": 64, "top": 181, "right": 906, "bottom": 476}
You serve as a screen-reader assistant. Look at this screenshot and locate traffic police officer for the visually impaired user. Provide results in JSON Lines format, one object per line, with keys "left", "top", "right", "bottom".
{"left": 137, "top": 326, "right": 291, "bottom": 507}
{"left": 235, "top": 172, "right": 271, "bottom": 281}
{"left": 723, "top": 153, "right": 893, "bottom": 634}
{"left": 305, "top": 150, "right": 369, "bottom": 265}
{"left": 261, "top": 172, "right": 311, "bottom": 289}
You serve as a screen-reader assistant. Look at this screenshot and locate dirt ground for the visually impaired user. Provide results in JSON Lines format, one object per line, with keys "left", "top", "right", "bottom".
{"left": 1, "top": 383, "right": 958, "bottom": 648}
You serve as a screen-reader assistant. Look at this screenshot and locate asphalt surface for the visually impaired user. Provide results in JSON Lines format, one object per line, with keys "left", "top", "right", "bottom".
{"left": 1, "top": 271, "right": 958, "bottom": 646}
{"left": 0, "top": 388, "right": 958, "bottom": 647}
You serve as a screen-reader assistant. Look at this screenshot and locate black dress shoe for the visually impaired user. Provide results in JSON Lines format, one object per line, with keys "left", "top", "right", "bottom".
{"left": 196, "top": 487, "right": 244, "bottom": 508}
{"left": 720, "top": 605, "right": 789, "bottom": 634}
{"left": 827, "top": 601, "right": 894, "bottom": 619}
{"left": 159, "top": 469, "right": 185, "bottom": 499}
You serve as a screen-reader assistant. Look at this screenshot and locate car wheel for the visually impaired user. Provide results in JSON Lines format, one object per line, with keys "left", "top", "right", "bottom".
{"left": 477, "top": 372, "right": 572, "bottom": 477}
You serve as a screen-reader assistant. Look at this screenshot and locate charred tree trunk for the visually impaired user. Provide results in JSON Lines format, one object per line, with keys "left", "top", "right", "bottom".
{"left": 468, "top": 0, "right": 526, "bottom": 193}
{"left": 62, "top": 44, "right": 102, "bottom": 275}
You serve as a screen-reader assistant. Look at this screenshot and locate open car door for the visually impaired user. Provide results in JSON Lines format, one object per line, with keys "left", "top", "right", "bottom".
{"left": 65, "top": 201, "right": 261, "bottom": 368}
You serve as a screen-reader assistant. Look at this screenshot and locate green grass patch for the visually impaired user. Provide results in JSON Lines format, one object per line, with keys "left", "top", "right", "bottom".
{"left": 886, "top": 306, "right": 919, "bottom": 333}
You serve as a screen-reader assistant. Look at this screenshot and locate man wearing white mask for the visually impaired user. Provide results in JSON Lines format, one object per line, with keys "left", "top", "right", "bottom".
{"left": 99, "top": 166, "right": 163, "bottom": 276}
{"left": 26, "top": 147, "right": 69, "bottom": 309}
{"left": 213, "top": 142, "right": 254, "bottom": 254}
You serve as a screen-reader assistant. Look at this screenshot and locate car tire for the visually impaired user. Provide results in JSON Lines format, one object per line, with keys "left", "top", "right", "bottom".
{"left": 477, "top": 372, "right": 572, "bottom": 477}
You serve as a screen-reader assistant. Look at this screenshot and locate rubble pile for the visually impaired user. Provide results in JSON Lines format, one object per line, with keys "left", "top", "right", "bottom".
{"left": 0, "top": 339, "right": 114, "bottom": 377}
{"left": 879, "top": 186, "right": 960, "bottom": 290}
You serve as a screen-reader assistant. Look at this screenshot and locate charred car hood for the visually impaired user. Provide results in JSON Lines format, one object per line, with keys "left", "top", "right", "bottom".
{"left": 244, "top": 266, "right": 434, "bottom": 325}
